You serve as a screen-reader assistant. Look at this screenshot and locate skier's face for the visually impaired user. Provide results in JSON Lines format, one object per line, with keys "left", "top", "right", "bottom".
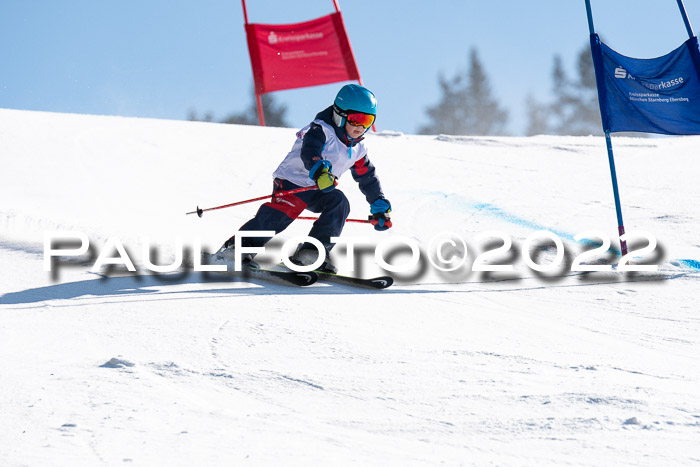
{"left": 345, "top": 121, "right": 366, "bottom": 139}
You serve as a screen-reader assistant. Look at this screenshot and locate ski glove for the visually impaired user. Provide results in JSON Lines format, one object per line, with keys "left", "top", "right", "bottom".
{"left": 369, "top": 198, "right": 392, "bottom": 231}
{"left": 310, "top": 160, "right": 338, "bottom": 193}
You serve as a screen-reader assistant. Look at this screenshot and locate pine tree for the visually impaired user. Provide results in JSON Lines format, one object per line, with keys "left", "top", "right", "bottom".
{"left": 419, "top": 48, "right": 509, "bottom": 136}
{"left": 190, "top": 85, "right": 290, "bottom": 127}
{"left": 220, "top": 87, "right": 290, "bottom": 127}
{"left": 575, "top": 48, "right": 602, "bottom": 132}
{"left": 548, "top": 48, "right": 602, "bottom": 136}
{"left": 524, "top": 45, "right": 611, "bottom": 136}
{"left": 187, "top": 110, "right": 214, "bottom": 122}
{"left": 524, "top": 94, "right": 549, "bottom": 136}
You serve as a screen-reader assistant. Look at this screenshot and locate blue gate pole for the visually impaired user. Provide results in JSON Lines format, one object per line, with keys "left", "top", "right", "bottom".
{"left": 585, "top": 0, "right": 595, "bottom": 35}
{"left": 604, "top": 131, "right": 628, "bottom": 256}
{"left": 677, "top": 0, "right": 695, "bottom": 38}
{"left": 585, "top": 0, "right": 628, "bottom": 256}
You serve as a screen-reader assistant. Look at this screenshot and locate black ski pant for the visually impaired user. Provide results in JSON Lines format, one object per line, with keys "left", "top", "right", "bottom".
{"left": 235, "top": 178, "right": 350, "bottom": 252}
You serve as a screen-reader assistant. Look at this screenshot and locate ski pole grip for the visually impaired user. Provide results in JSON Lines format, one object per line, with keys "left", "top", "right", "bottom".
{"left": 368, "top": 214, "right": 392, "bottom": 228}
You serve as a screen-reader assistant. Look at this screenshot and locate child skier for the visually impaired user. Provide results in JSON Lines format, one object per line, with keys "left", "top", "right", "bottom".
{"left": 217, "top": 84, "right": 392, "bottom": 273}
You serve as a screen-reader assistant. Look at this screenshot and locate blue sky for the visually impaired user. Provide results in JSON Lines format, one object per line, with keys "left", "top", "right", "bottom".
{"left": 1, "top": 1, "right": 697, "bottom": 135}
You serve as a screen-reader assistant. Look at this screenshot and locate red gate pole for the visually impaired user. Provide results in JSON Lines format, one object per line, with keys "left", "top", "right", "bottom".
{"left": 241, "top": 0, "right": 249, "bottom": 23}
{"left": 255, "top": 94, "right": 265, "bottom": 126}
{"left": 242, "top": 0, "right": 266, "bottom": 126}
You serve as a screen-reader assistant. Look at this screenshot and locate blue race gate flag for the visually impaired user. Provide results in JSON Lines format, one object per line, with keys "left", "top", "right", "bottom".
{"left": 590, "top": 34, "right": 700, "bottom": 135}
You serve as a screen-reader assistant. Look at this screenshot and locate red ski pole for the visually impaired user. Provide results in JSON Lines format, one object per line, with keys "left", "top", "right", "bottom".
{"left": 187, "top": 186, "right": 318, "bottom": 217}
{"left": 297, "top": 216, "right": 392, "bottom": 228}
{"left": 297, "top": 216, "right": 372, "bottom": 224}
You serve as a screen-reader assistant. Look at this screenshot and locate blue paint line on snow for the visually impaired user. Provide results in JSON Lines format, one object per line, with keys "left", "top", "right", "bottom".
{"left": 471, "top": 202, "right": 576, "bottom": 242}
{"left": 451, "top": 195, "right": 700, "bottom": 269}
{"left": 678, "top": 259, "right": 700, "bottom": 271}
{"left": 467, "top": 201, "right": 619, "bottom": 253}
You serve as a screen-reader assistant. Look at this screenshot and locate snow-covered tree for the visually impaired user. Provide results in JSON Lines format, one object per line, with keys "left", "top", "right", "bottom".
{"left": 420, "top": 48, "right": 509, "bottom": 136}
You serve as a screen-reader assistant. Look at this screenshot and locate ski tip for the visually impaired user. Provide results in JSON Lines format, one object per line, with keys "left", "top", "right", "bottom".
{"left": 369, "top": 276, "right": 393, "bottom": 289}
{"left": 294, "top": 271, "right": 319, "bottom": 286}
{"left": 314, "top": 271, "right": 394, "bottom": 289}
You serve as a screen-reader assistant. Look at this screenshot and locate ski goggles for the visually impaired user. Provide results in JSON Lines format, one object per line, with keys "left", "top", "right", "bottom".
{"left": 346, "top": 112, "right": 375, "bottom": 128}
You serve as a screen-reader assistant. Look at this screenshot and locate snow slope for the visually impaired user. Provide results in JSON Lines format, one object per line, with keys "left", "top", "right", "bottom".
{"left": 1, "top": 108, "right": 700, "bottom": 466}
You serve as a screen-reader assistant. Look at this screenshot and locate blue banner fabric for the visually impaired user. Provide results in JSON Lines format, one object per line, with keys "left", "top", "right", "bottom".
{"left": 590, "top": 34, "right": 700, "bottom": 135}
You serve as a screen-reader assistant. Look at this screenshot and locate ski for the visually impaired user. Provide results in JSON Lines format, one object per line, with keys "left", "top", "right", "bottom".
{"left": 202, "top": 254, "right": 318, "bottom": 287}
{"left": 314, "top": 270, "right": 393, "bottom": 289}
{"left": 244, "top": 262, "right": 319, "bottom": 287}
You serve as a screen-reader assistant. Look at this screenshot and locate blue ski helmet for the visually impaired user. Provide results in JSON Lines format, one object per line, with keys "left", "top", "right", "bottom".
{"left": 332, "top": 84, "right": 377, "bottom": 128}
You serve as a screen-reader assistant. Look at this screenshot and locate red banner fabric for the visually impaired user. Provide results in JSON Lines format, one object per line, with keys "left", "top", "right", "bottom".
{"left": 245, "top": 12, "right": 361, "bottom": 94}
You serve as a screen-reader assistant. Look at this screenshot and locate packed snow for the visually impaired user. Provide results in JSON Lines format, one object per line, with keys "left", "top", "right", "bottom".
{"left": 1, "top": 108, "right": 699, "bottom": 466}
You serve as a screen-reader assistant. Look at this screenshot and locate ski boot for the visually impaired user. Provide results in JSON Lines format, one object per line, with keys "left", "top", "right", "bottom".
{"left": 290, "top": 244, "right": 338, "bottom": 274}
{"left": 215, "top": 238, "right": 258, "bottom": 268}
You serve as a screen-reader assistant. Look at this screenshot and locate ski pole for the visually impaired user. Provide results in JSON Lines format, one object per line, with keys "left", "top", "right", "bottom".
{"left": 297, "top": 216, "right": 371, "bottom": 224}
{"left": 297, "top": 215, "right": 392, "bottom": 228}
{"left": 186, "top": 186, "right": 318, "bottom": 217}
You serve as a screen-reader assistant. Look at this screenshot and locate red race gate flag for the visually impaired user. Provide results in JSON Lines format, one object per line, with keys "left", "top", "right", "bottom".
{"left": 245, "top": 12, "right": 360, "bottom": 95}
{"left": 242, "top": 0, "right": 365, "bottom": 126}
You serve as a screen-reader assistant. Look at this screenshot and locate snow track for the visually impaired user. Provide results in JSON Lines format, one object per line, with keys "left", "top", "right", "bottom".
{"left": 1, "top": 109, "right": 700, "bottom": 465}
